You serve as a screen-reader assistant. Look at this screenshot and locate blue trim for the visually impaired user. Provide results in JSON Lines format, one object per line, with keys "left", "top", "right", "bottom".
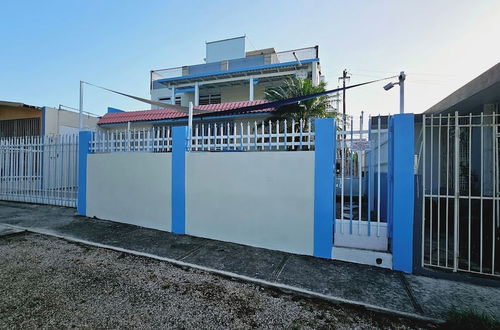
{"left": 314, "top": 118, "right": 335, "bottom": 258}
{"left": 156, "top": 58, "right": 319, "bottom": 83}
{"left": 77, "top": 131, "right": 92, "bottom": 216}
{"left": 390, "top": 114, "right": 415, "bottom": 273}
{"left": 171, "top": 126, "right": 187, "bottom": 234}
{"left": 41, "top": 106, "right": 46, "bottom": 135}
{"left": 107, "top": 107, "right": 125, "bottom": 113}
{"left": 176, "top": 87, "right": 195, "bottom": 93}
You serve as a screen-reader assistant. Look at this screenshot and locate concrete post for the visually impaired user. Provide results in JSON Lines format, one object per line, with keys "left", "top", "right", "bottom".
{"left": 77, "top": 131, "right": 92, "bottom": 216}
{"left": 313, "top": 118, "right": 336, "bottom": 258}
{"left": 172, "top": 126, "right": 188, "bottom": 234}
{"left": 390, "top": 114, "right": 415, "bottom": 273}
{"left": 171, "top": 87, "right": 176, "bottom": 105}
{"left": 194, "top": 83, "right": 199, "bottom": 106}
{"left": 249, "top": 77, "right": 254, "bottom": 101}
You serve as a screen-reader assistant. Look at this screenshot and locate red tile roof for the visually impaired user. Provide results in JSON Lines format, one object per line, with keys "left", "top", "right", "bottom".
{"left": 98, "top": 100, "right": 274, "bottom": 125}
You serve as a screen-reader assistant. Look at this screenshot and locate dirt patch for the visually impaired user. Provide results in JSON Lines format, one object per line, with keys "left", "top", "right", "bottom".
{"left": 0, "top": 233, "right": 434, "bottom": 329}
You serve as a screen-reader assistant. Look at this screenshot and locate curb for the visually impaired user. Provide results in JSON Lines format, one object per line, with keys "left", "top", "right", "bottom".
{"left": 2, "top": 223, "right": 443, "bottom": 324}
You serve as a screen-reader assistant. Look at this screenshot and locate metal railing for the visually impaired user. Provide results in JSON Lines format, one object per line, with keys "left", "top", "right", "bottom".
{"left": 335, "top": 113, "right": 390, "bottom": 251}
{"left": 190, "top": 119, "right": 315, "bottom": 151}
{"left": 90, "top": 127, "right": 173, "bottom": 153}
{"left": 0, "top": 134, "right": 79, "bottom": 207}
{"left": 91, "top": 119, "right": 315, "bottom": 153}
{"left": 421, "top": 112, "right": 500, "bottom": 277}
{"left": 150, "top": 46, "right": 318, "bottom": 87}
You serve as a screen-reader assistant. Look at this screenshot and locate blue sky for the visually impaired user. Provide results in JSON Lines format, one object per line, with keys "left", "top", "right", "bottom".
{"left": 1, "top": 1, "right": 499, "bottom": 119}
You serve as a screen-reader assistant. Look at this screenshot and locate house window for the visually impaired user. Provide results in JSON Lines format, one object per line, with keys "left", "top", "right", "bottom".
{"left": 199, "top": 94, "right": 221, "bottom": 105}
{"left": 159, "top": 96, "right": 181, "bottom": 106}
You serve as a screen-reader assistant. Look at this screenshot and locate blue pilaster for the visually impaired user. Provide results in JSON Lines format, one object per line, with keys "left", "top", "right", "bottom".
{"left": 41, "top": 107, "right": 46, "bottom": 135}
{"left": 313, "top": 118, "right": 335, "bottom": 258}
{"left": 77, "top": 131, "right": 92, "bottom": 216}
{"left": 172, "top": 126, "right": 187, "bottom": 234}
{"left": 390, "top": 114, "right": 415, "bottom": 273}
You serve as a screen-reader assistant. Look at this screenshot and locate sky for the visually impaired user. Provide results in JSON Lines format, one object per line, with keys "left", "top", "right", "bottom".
{"left": 1, "top": 0, "right": 500, "bottom": 121}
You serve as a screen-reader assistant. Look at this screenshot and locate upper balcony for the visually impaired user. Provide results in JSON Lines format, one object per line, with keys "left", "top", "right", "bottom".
{"left": 151, "top": 46, "right": 319, "bottom": 90}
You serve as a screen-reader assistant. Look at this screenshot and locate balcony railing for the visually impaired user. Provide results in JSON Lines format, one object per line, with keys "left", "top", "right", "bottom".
{"left": 151, "top": 46, "right": 318, "bottom": 89}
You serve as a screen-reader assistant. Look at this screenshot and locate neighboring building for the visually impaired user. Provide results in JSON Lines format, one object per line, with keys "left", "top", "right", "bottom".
{"left": 0, "top": 101, "right": 41, "bottom": 137}
{"left": 0, "top": 100, "right": 99, "bottom": 138}
{"left": 419, "top": 61, "right": 500, "bottom": 195}
{"left": 150, "top": 36, "right": 323, "bottom": 108}
{"left": 424, "top": 61, "right": 500, "bottom": 116}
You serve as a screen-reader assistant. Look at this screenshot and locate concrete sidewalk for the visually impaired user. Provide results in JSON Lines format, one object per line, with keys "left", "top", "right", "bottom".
{"left": 0, "top": 201, "right": 498, "bottom": 322}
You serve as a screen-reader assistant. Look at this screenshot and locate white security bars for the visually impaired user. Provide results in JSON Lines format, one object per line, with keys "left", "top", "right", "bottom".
{"left": 335, "top": 113, "right": 390, "bottom": 251}
{"left": 421, "top": 112, "right": 499, "bottom": 278}
{"left": 91, "top": 127, "right": 173, "bottom": 153}
{"left": 0, "top": 134, "right": 79, "bottom": 207}
{"left": 91, "top": 119, "right": 315, "bottom": 153}
{"left": 190, "top": 119, "right": 315, "bottom": 151}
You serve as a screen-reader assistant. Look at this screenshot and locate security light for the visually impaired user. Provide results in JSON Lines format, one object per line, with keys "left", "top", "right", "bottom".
{"left": 383, "top": 71, "right": 406, "bottom": 114}
{"left": 383, "top": 82, "right": 395, "bottom": 91}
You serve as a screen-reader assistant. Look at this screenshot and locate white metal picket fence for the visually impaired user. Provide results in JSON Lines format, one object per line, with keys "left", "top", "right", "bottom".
{"left": 0, "top": 134, "right": 79, "bottom": 207}
{"left": 421, "top": 112, "right": 499, "bottom": 278}
{"left": 91, "top": 127, "right": 173, "bottom": 153}
{"left": 91, "top": 119, "right": 315, "bottom": 153}
{"left": 190, "top": 119, "right": 315, "bottom": 151}
{"left": 335, "top": 114, "right": 390, "bottom": 252}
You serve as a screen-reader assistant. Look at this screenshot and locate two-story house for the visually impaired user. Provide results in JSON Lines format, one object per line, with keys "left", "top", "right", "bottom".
{"left": 98, "top": 36, "right": 323, "bottom": 130}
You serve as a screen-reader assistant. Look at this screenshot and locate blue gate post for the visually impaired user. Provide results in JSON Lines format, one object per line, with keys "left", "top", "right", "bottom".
{"left": 314, "top": 118, "right": 336, "bottom": 258}
{"left": 390, "top": 114, "right": 415, "bottom": 273}
{"left": 171, "top": 126, "right": 188, "bottom": 234}
{"left": 77, "top": 131, "right": 92, "bottom": 216}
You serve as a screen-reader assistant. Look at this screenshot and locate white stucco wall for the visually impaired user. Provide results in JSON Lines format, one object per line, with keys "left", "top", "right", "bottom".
{"left": 86, "top": 153, "right": 172, "bottom": 231}
{"left": 185, "top": 151, "right": 315, "bottom": 255}
{"left": 44, "top": 107, "right": 98, "bottom": 135}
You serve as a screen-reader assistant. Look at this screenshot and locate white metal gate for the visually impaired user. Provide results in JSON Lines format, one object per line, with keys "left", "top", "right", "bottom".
{"left": 421, "top": 112, "right": 499, "bottom": 278}
{"left": 0, "top": 134, "right": 79, "bottom": 207}
{"left": 335, "top": 114, "right": 390, "bottom": 251}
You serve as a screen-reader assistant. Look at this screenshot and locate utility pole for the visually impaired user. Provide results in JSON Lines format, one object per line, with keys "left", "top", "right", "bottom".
{"left": 338, "top": 69, "right": 350, "bottom": 132}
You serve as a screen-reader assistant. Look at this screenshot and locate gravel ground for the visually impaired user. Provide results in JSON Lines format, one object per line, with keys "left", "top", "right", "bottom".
{"left": 0, "top": 233, "right": 434, "bottom": 329}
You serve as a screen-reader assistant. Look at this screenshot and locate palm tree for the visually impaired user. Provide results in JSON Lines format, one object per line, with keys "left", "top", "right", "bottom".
{"left": 264, "top": 77, "right": 335, "bottom": 123}
{"left": 264, "top": 78, "right": 336, "bottom": 150}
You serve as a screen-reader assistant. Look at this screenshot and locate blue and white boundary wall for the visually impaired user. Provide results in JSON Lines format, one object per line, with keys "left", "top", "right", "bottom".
{"left": 78, "top": 119, "right": 333, "bottom": 258}
{"left": 77, "top": 115, "right": 415, "bottom": 272}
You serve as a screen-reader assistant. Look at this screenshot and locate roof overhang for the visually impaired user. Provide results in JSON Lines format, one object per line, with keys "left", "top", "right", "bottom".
{"left": 424, "top": 62, "right": 500, "bottom": 115}
{"left": 0, "top": 100, "right": 40, "bottom": 109}
{"left": 98, "top": 111, "right": 274, "bottom": 127}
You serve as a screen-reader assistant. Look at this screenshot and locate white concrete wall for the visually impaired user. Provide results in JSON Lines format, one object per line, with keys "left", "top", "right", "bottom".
{"left": 185, "top": 151, "right": 315, "bottom": 255}
{"left": 44, "top": 107, "right": 98, "bottom": 135}
{"left": 86, "top": 153, "right": 172, "bottom": 231}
